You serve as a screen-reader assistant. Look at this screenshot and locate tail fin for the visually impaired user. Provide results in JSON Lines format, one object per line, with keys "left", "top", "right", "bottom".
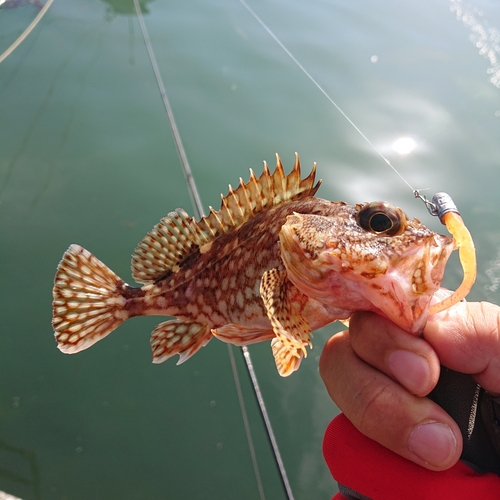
{"left": 52, "top": 244, "right": 129, "bottom": 354}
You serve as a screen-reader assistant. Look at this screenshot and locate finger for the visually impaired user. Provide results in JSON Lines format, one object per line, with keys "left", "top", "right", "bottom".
{"left": 348, "top": 312, "right": 441, "bottom": 397}
{"left": 319, "top": 331, "right": 463, "bottom": 471}
{"left": 425, "top": 301, "right": 500, "bottom": 393}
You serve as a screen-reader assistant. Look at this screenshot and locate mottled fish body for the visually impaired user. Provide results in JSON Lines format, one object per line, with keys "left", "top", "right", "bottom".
{"left": 52, "top": 154, "right": 454, "bottom": 376}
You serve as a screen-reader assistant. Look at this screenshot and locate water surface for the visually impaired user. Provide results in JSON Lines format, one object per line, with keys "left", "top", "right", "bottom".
{"left": 1, "top": 0, "right": 500, "bottom": 498}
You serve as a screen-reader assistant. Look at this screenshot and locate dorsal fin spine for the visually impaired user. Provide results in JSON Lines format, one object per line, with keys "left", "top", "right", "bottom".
{"left": 238, "top": 177, "right": 253, "bottom": 215}
{"left": 225, "top": 185, "right": 242, "bottom": 223}
{"left": 287, "top": 153, "right": 301, "bottom": 197}
{"left": 232, "top": 183, "right": 246, "bottom": 221}
{"left": 261, "top": 161, "right": 272, "bottom": 206}
{"left": 274, "top": 154, "right": 286, "bottom": 203}
{"left": 248, "top": 169, "right": 262, "bottom": 212}
{"left": 201, "top": 209, "right": 216, "bottom": 236}
{"left": 208, "top": 207, "right": 226, "bottom": 232}
{"left": 190, "top": 215, "right": 211, "bottom": 246}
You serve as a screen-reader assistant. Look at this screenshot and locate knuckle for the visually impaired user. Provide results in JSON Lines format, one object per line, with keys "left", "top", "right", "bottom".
{"left": 351, "top": 376, "right": 400, "bottom": 434}
{"left": 319, "top": 331, "right": 349, "bottom": 378}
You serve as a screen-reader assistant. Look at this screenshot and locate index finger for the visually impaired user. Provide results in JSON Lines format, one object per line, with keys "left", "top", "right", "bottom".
{"left": 424, "top": 301, "right": 500, "bottom": 393}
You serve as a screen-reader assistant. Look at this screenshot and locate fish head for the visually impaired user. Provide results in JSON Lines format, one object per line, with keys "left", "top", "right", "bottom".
{"left": 279, "top": 201, "right": 455, "bottom": 334}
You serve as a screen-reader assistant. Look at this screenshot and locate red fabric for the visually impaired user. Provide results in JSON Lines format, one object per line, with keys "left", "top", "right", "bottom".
{"left": 323, "top": 413, "right": 500, "bottom": 500}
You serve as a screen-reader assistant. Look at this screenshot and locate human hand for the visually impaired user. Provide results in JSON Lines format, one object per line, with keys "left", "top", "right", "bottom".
{"left": 319, "top": 301, "right": 500, "bottom": 471}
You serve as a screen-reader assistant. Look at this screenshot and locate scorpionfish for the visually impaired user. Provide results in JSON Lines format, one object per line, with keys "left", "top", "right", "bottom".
{"left": 52, "top": 154, "right": 455, "bottom": 376}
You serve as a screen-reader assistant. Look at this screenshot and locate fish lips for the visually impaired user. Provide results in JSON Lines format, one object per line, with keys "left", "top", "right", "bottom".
{"left": 280, "top": 222, "right": 455, "bottom": 334}
{"left": 354, "top": 234, "right": 455, "bottom": 333}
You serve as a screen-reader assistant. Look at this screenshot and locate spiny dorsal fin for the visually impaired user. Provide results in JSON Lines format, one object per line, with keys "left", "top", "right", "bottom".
{"left": 131, "top": 153, "right": 321, "bottom": 284}
{"left": 197, "top": 153, "right": 320, "bottom": 235}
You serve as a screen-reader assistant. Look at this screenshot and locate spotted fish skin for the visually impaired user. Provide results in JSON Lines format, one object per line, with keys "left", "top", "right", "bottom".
{"left": 52, "top": 154, "right": 455, "bottom": 376}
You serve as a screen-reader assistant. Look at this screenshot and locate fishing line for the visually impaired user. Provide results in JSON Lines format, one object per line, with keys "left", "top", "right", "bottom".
{"left": 238, "top": 0, "right": 416, "bottom": 194}
{"left": 133, "top": 2, "right": 294, "bottom": 499}
{"left": 242, "top": 347, "right": 295, "bottom": 500}
{"left": 226, "top": 344, "right": 266, "bottom": 500}
{"left": 133, "top": 0, "right": 203, "bottom": 219}
{"left": 0, "top": 0, "right": 54, "bottom": 65}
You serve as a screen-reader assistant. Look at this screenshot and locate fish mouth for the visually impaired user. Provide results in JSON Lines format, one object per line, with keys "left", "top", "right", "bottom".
{"left": 280, "top": 219, "right": 455, "bottom": 334}
{"left": 365, "top": 234, "right": 455, "bottom": 333}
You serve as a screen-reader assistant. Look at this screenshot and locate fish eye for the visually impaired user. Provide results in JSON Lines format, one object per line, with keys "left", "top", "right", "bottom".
{"left": 356, "top": 202, "right": 407, "bottom": 236}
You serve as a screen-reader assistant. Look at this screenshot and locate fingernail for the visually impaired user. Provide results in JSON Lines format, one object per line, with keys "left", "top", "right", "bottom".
{"left": 388, "top": 350, "right": 430, "bottom": 394}
{"left": 408, "top": 422, "right": 457, "bottom": 467}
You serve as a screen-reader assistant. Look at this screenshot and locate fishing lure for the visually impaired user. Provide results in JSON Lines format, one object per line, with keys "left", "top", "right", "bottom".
{"left": 416, "top": 191, "right": 477, "bottom": 315}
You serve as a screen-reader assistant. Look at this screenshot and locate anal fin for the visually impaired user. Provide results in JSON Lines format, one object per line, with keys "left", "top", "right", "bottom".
{"left": 260, "top": 268, "right": 312, "bottom": 375}
{"left": 151, "top": 320, "right": 211, "bottom": 365}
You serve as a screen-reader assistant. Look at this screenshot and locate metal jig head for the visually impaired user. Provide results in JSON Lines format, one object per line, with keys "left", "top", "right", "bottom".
{"left": 414, "top": 190, "right": 460, "bottom": 222}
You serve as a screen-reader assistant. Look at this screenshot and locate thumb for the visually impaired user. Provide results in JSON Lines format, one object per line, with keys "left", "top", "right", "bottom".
{"left": 424, "top": 301, "right": 500, "bottom": 394}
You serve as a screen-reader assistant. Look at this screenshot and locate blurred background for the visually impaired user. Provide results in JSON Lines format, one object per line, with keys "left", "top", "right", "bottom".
{"left": 1, "top": 0, "right": 499, "bottom": 498}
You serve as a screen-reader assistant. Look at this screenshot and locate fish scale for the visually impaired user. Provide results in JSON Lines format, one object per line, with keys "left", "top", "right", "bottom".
{"left": 52, "top": 154, "right": 455, "bottom": 376}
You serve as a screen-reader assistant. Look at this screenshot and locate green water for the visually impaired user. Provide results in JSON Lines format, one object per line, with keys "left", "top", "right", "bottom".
{"left": 1, "top": 0, "right": 500, "bottom": 498}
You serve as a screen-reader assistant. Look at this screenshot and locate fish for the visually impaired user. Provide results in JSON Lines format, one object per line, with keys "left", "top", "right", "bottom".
{"left": 52, "top": 154, "right": 455, "bottom": 376}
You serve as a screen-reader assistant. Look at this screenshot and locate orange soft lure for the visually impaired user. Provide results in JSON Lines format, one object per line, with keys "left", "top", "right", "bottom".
{"left": 423, "top": 194, "right": 477, "bottom": 315}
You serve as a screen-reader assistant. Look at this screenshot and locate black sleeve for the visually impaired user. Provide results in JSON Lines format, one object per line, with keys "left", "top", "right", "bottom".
{"left": 480, "top": 393, "right": 500, "bottom": 461}
{"left": 428, "top": 367, "right": 500, "bottom": 475}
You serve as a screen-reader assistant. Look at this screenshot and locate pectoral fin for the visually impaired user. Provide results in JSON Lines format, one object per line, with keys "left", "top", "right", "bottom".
{"left": 260, "top": 268, "right": 312, "bottom": 375}
{"left": 271, "top": 337, "right": 304, "bottom": 377}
